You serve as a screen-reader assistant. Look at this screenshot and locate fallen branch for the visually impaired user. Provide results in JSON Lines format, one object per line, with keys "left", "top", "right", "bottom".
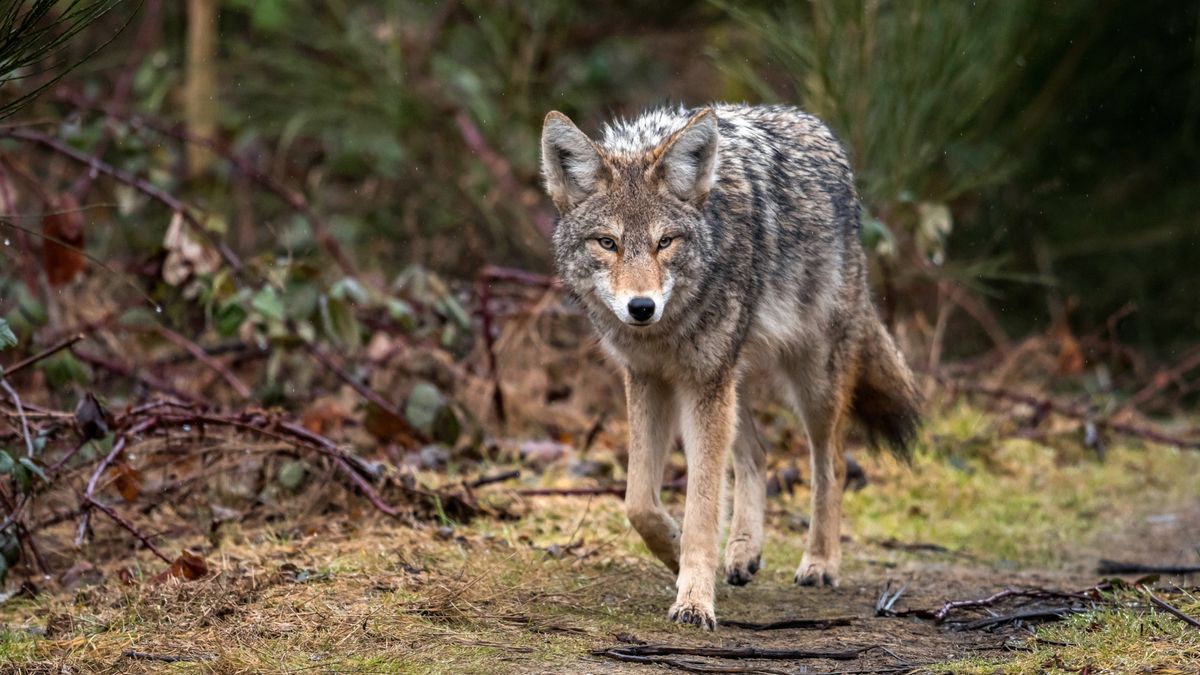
{"left": 932, "top": 586, "right": 1099, "bottom": 623}
{"left": 122, "top": 650, "right": 212, "bottom": 663}
{"left": 722, "top": 616, "right": 854, "bottom": 631}
{"left": 954, "top": 607, "right": 1092, "bottom": 631}
{"left": 593, "top": 644, "right": 883, "bottom": 665}
{"left": 469, "top": 469, "right": 520, "bottom": 489}
{"left": 1144, "top": 590, "right": 1200, "bottom": 630}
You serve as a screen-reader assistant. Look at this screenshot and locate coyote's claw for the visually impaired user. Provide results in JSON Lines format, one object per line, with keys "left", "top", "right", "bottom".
{"left": 668, "top": 601, "right": 717, "bottom": 631}
{"left": 724, "top": 550, "right": 762, "bottom": 586}
{"left": 795, "top": 554, "right": 839, "bottom": 588}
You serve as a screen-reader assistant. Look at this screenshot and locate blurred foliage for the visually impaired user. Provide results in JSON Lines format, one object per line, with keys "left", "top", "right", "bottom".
{"left": 722, "top": 0, "right": 1200, "bottom": 356}
{"left": 0, "top": 0, "right": 1197, "bottom": 360}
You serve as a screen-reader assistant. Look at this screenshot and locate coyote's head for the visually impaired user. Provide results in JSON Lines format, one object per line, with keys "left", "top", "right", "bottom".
{"left": 540, "top": 108, "right": 719, "bottom": 329}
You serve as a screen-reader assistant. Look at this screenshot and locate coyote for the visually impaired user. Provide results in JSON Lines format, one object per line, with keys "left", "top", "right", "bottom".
{"left": 540, "top": 104, "right": 919, "bottom": 630}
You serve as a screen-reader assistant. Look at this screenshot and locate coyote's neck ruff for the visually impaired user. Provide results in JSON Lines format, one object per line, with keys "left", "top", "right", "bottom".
{"left": 541, "top": 104, "right": 919, "bottom": 630}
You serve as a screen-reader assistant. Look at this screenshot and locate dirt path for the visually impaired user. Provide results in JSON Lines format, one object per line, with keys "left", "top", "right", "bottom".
{"left": 2, "top": 428, "right": 1199, "bottom": 673}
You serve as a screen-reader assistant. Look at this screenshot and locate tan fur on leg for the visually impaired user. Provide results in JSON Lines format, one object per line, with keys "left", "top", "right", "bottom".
{"left": 724, "top": 400, "right": 767, "bottom": 586}
{"left": 670, "top": 378, "right": 738, "bottom": 630}
{"left": 795, "top": 384, "right": 849, "bottom": 587}
{"left": 624, "top": 373, "right": 681, "bottom": 572}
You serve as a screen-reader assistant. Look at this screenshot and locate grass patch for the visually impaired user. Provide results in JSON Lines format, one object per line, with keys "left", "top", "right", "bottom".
{"left": 938, "top": 590, "right": 1200, "bottom": 673}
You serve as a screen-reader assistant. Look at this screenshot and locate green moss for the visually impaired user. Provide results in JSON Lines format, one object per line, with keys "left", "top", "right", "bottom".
{"left": 0, "top": 629, "right": 37, "bottom": 661}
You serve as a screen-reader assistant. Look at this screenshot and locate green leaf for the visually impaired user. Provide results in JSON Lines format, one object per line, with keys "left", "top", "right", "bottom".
{"left": 0, "top": 318, "right": 16, "bottom": 351}
{"left": 0, "top": 450, "right": 13, "bottom": 474}
{"left": 252, "top": 287, "right": 286, "bottom": 322}
{"left": 386, "top": 299, "right": 417, "bottom": 331}
{"left": 277, "top": 460, "right": 307, "bottom": 491}
{"left": 216, "top": 301, "right": 248, "bottom": 337}
{"left": 18, "top": 457, "right": 47, "bottom": 483}
{"left": 284, "top": 281, "right": 320, "bottom": 320}
{"left": 435, "top": 295, "right": 471, "bottom": 330}
{"left": 13, "top": 461, "right": 30, "bottom": 494}
{"left": 405, "top": 382, "right": 445, "bottom": 437}
{"left": 41, "top": 352, "right": 93, "bottom": 388}
{"left": 320, "top": 297, "right": 361, "bottom": 348}
{"left": 330, "top": 277, "right": 369, "bottom": 305}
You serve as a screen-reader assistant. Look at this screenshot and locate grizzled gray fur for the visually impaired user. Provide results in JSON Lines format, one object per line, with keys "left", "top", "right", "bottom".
{"left": 540, "top": 104, "right": 919, "bottom": 630}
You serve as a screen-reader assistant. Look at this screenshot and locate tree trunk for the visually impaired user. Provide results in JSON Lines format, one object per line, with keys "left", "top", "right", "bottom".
{"left": 184, "top": 0, "right": 218, "bottom": 177}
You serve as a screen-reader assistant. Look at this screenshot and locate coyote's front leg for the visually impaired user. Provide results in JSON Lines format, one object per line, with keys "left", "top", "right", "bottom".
{"left": 670, "top": 378, "right": 738, "bottom": 630}
{"left": 624, "top": 373, "right": 681, "bottom": 572}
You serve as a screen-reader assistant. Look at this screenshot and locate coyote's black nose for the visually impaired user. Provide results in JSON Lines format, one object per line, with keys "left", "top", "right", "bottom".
{"left": 628, "top": 297, "right": 656, "bottom": 322}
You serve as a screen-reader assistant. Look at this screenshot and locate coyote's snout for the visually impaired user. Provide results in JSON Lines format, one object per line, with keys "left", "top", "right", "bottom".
{"left": 541, "top": 104, "right": 920, "bottom": 631}
{"left": 590, "top": 229, "right": 678, "bottom": 326}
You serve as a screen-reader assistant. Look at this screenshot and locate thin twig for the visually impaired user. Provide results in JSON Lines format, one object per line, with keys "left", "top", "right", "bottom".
{"left": 76, "top": 418, "right": 155, "bottom": 547}
{"left": 0, "top": 127, "right": 243, "bottom": 273}
{"left": 303, "top": 341, "right": 425, "bottom": 441}
{"left": 72, "top": 347, "right": 203, "bottom": 405}
{"left": 1145, "top": 590, "right": 1200, "bottom": 630}
{"left": 1, "top": 333, "right": 86, "bottom": 377}
{"left": 152, "top": 324, "right": 252, "bottom": 399}
{"left": 58, "top": 92, "right": 357, "bottom": 277}
{"left": 0, "top": 379, "right": 34, "bottom": 457}
{"left": 85, "top": 495, "right": 172, "bottom": 564}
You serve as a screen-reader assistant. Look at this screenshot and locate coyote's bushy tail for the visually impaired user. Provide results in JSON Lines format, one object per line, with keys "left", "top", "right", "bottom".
{"left": 851, "top": 317, "right": 921, "bottom": 459}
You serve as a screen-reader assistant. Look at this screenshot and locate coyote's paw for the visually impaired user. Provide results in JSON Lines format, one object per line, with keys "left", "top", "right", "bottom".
{"left": 794, "top": 554, "right": 839, "bottom": 588}
{"left": 668, "top": 599, "right": 717, "bottom": 631}
{"left": 724, "top": 543, "right": 762, "bottom": 586}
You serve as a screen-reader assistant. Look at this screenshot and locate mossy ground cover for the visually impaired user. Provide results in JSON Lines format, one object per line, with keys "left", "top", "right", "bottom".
{"left": 1, "top": 403, "right": 1198, "bottom": 673}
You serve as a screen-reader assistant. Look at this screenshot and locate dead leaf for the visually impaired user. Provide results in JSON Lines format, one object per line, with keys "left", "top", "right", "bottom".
{"left": 42, "top": 193, "right": 86, "bottom": 287}
{"left": 74, "top": 392, "right": 110, "bottom": 441}
{"left": 112, "top": 462, "right": 142, "bottom": 503}
{"left": 300, "top": 398, "right": 351, "bottom": 436}
{"left": 155, "top": 550, "right": 209, "bottom": 582}
{"left": 162, "top": 211, "right": 219, "bottom": 286}
{"left": 1056, "top": 330, "right": 1085, "bottom": 376}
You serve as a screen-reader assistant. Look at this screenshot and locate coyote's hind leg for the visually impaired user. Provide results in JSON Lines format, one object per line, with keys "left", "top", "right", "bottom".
{"left": 790, "top": 358, "right": 849, "bottom": 588}
{"left": 725, "top": 400, "right": 767, "bottom": 586}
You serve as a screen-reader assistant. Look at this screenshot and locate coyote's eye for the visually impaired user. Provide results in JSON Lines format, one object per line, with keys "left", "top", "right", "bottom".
{"left": 597, "top": 237, "right": 618, "bottom": 251}
{"left": 657, "top": 236, "right": 674, "bottom": 251}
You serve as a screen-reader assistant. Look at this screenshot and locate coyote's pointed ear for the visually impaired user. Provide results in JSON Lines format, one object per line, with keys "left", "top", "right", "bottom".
{"left": 650, "top": 109, "right": 719, "bottom": 203}
{"left": 541, "top": 111, "right": 606, "bottom": 212}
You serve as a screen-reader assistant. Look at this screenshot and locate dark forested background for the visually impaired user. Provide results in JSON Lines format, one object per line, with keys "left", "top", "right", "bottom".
{"left": 2, "top": 1, "right": 1197, "bottom": 358}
